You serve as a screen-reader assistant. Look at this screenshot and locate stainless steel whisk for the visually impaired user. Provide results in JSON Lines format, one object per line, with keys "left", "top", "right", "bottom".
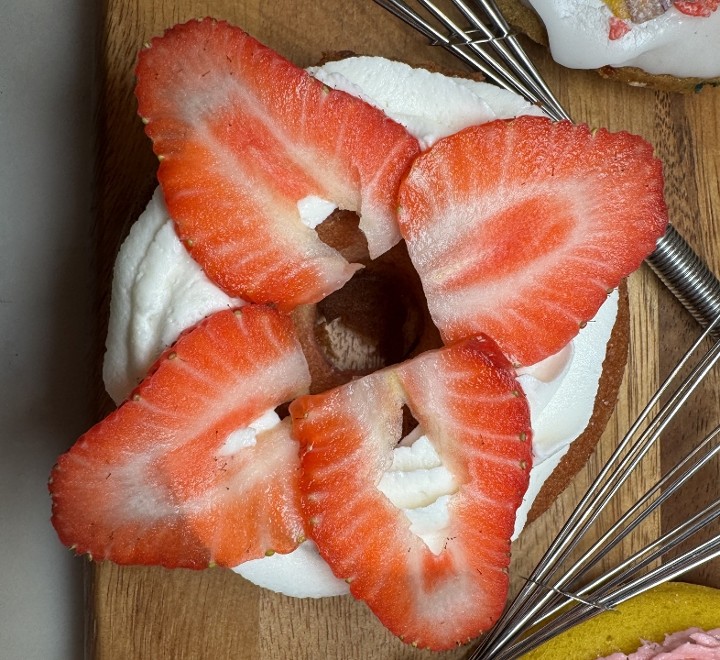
{"left": 470, "top": 315, "right": 720, "bottom": 658}
{"left": 373, "top": 1, "right": 720, "bottom": 656}
{"left": 374, "top": 0, "right": 720, "bottom": 332}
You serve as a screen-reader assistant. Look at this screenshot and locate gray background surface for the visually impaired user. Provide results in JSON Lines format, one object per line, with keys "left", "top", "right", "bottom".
{"left": 1, "top": 1, "right": 97, "bottom": 657}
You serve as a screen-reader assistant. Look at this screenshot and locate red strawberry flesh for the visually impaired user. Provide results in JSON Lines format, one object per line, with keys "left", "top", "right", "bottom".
{"left": 675, "top": 0, "right": 719, "bottom": 17}
{"left": 135, "top": 18, "right": 421, "bottom": 311}
{"left": 50, "top": 306, "right": 310, "bottom": 568}
{"left": 290, "top": 335, "right": 532, "bottom": 649}
{"left": 397, "top": 116, "right": 667, "bottom": 366}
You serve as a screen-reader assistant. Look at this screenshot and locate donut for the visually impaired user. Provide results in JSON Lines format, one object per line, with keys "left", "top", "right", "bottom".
{"left": 524, "top": 582, "right": 720, "bottom": 659}
{"left": 49, "top": 18, "right": 668, "bottom": 650}
{"left": 495, "top": 0, "right": 720, "bottom": 92}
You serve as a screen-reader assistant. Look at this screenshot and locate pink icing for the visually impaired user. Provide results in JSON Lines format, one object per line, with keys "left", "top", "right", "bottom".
{"left": 599, "top": 628, "right": 720, "bottom": 660}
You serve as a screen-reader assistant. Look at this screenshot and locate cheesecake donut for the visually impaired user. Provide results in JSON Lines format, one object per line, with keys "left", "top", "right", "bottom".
{"left": 98, "top": 51, "right": 635, "bottom": 599}
{"left": 51, "top": 21, "right": 669, "bottom": 649}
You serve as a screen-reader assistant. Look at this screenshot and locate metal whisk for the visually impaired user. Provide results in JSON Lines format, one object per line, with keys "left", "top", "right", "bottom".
{"left": 372, "top": 1, "right": 720, "bottom": 656}
{"left": 470, "top": 314, "right": 720, "bottom": 658}
{"left": 374, "top": 0, "right": 720, "bottom": 332}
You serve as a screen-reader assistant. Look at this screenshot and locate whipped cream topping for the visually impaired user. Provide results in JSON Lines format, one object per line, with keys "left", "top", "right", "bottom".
{"left": 103, "top": 187, "right": 244, "bottom": 403}
{"left": 217, "top": 410, "right": 281, "bottom": 456}
{"left": 104, "top": 56, "right": 619, "bottom": 598}
{"left": 234, "top": 539, "right": 349, "bottom": 599}
{"left": 515, "top": 289, "right": 617, "bottom": 535}
{"left": 309, "top": 56, "right": 545, "bottom": 149}
{"left": 527, "top": 0, "right": 720, "bottom": 78}
{"left": 377, "top": 430, "right": 459, "bottom": 555}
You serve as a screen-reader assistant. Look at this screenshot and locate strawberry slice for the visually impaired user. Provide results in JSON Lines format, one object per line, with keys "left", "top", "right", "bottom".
{"left": 675, "top": 0, "right": 719, "bottom": 17}
{"left": 50, "top": 306, "right": 310, "bottom": 568}
{"left": 135, "top": 18, "right": 421, "bottom": 311}
{"left": 160, "top": 415, "right": 307, "bottom": 568}
{"left": 397, "top": 116, "right": 667, "bottom": 366}
{"left": 608, "top": 16, "right": 631, "bottom": 40}
{"left": 290, "top": 335, "right": 532, "bottom": 650}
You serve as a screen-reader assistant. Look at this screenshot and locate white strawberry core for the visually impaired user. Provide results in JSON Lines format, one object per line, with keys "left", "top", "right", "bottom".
{"left": 216, "top": 409, "right": 280, "bottom": 456}
{"left": 377, "top": 430, "right": 459, "bottom": 555}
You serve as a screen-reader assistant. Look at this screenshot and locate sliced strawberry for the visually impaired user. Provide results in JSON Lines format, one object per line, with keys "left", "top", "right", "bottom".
{"left": 608, "top": 16, "right": 631, "bottom": 39}
{"left": 290, "top": 335, "right": 532, "bottom": 650}
{"left": 397, "top": 116, "right": 667, "bottom": 366}
{"left": 160, "top": 415, "right": 307, "bottom": 568}
{"left": 675, "top": 0, "right": 719, "bottom": 18}
{"left": 135, "top": 18, "right": 421, "bottom": 311}
{"left": 50, "top": 306, "right": 310, "bottom": 568}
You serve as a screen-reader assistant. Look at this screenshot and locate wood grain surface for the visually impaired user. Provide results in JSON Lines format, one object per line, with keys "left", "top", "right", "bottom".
{"left": 90, "top": 1, "right": 720, "bottom": 657}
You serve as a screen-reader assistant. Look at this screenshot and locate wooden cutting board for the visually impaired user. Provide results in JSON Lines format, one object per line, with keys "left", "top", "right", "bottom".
{"left": 90, "top": 1, "right": 720, "bottom": 657}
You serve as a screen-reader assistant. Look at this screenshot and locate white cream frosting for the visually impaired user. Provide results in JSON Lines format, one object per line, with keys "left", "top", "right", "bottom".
{"left": 217, "top": 409, "right": 281, "bottom": 456}
{"left": 377, "top": 430, "right": 459, "bottom": 556}
{"left": 309, "top": 56, "right": 545, "bottom": 149}
{"left": 527, "top": 0, "right": 720, "bottom": 79}
{"left": 103, "top": 187, "right": 245, "bottom": 403}
{"left": 104, "top": 56, "right": 619, "bottom": 598}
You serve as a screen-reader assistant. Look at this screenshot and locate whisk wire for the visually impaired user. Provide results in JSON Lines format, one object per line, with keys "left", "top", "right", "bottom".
{"left": 523, "top": 426, "right": 720, "bottom": 634}
{"left": 502, "top": 518, "right": 720, "bottom": 659}
{"left": 375, "top": 0, "right": 508, "bottom": 86}
{"left": 471, "top": 321, "right": 720, "bottom": 657}
{"left": 471, "top": 315, "right": 720, "bottom": 654}
{"left": 375, "top": 0, "right": 568, "bottom": 118}
{"left": 559, "top": 425, "right": 720, "bottom": 597}
{"left": 449, "top": 0, "right": 569, "bottom": 119}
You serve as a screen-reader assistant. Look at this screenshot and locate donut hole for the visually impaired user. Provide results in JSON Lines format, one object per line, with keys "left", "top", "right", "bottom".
{"left": 314, "top": 209, "right": 369, "bottom": 264}
{"left": 294, "top": 212, "right": 442, "bottom": 393}
{"left": 400, "top": 404, "right": 420, "bottom": 440}
{"left": 314, "top": 245, "right": 436, "bottom": 367}
{"left": 316, "top": 270, "right": 418, "bottom": 363}
{"left": 274, "top": 402, "right": 290, "bottom": 420}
